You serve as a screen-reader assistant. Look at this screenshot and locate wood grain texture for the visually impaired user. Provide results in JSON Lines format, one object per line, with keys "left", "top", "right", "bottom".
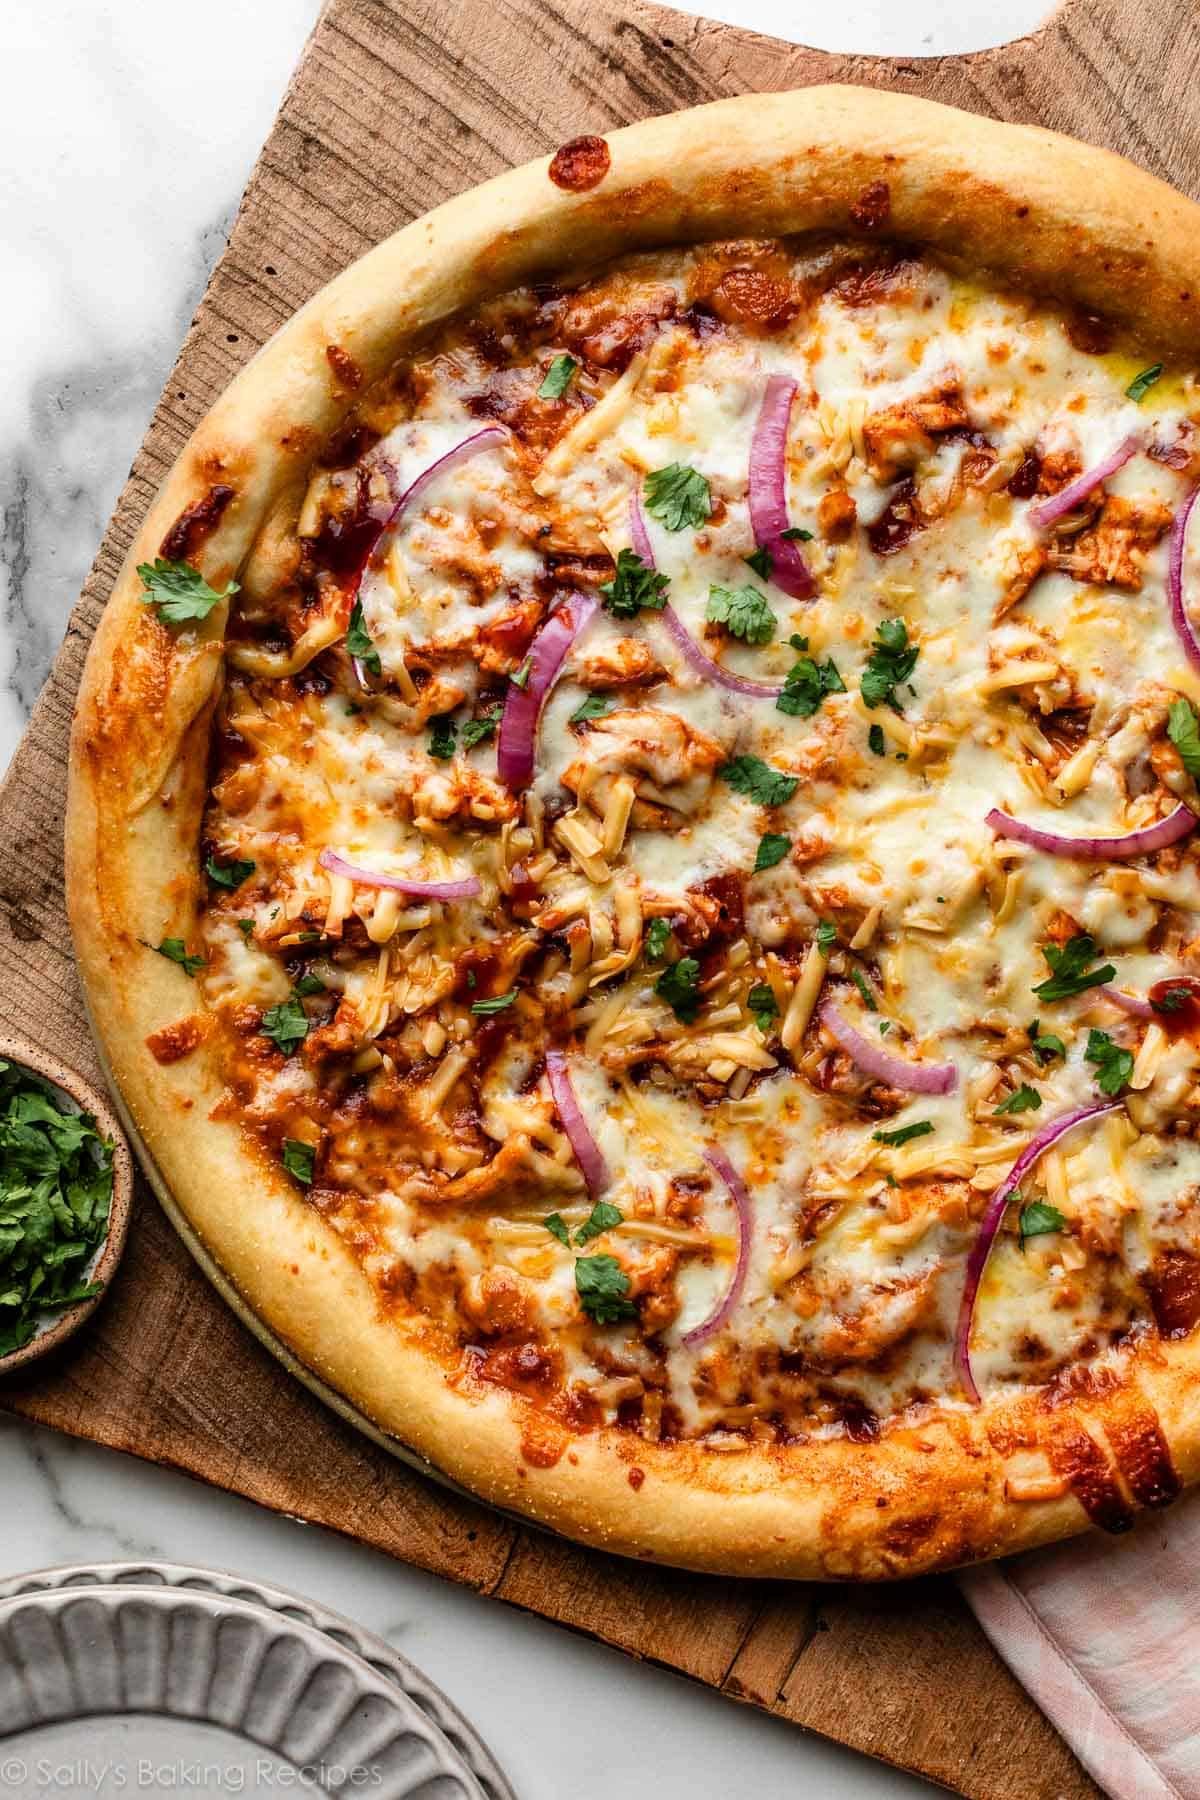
{"left": 7, "top": 0, "right": 1199, "bottom": 1788}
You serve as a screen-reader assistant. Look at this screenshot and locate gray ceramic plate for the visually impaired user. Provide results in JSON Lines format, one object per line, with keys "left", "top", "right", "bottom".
{"left": 0, "top": 1562, "right": 516, "bottom": 1800}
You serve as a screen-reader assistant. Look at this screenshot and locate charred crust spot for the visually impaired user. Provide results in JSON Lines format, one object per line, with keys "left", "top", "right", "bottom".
{"left": 1047, "top": 1422, "right": 1134, "bottom": 1534}
{"left": 548, "top": 135, "right": 611, "bottom": 192}
{"left": 1148, "top": 1249, "right": 1200, "bottom": 1339}
{"left": 146, "top": 1016, "right": 205, "bottom": 1064}
{"left": 850, "top": 180, "right": 891, "bottom": 231}
{"left": 325, "top": 343, "right": 364, "bottom": 390}
{"left": 159, "top": 483, "right": 235, "bottom": 562}
{"left": 1067, "top": 310, "right": 1116, "bottom": 356}
{"left": 1106, "top": 1409, "right": 1181, "bottom": 1510}
{"left": 627, "top": 1465, "right": 646, "bottom": 1490}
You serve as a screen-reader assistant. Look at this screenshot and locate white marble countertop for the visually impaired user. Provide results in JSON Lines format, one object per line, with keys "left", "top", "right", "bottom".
{"left": 1, "top": 3, "right": 1050, "bottom": 1795}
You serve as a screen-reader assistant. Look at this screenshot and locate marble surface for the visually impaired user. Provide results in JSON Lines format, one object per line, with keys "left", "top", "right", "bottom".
{"left": 0, "top": 3, "right": 1051, "bottom": 1796}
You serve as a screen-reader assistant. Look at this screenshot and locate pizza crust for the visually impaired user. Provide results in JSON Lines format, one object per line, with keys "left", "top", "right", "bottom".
{"left": 66, "top": 84, "right": 1200, "bottom": 1578}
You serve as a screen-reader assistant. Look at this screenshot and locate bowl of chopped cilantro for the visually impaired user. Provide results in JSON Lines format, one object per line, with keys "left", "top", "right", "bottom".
{"left": 0, "top": 1032, "right": 132, "bottom": 1370}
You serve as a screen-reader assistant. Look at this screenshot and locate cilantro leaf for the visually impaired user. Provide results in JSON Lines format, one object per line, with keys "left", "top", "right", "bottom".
{"left": 816, "top": 920, "right": 837, "bottom": 954}
{"left": 599, "top": 549, "right": 669, "bottom": 619}
{"left": 1033, "top": 934, "right": 1116, "bottom": 1002}
{"left": 471, "top": 990, "right": 517, "bottom": 1016}
{"left": 154, "top": 938, "right": 205, "bottom": 978}
{"left": 575, "top": 1253, "right": 637, "bottom": 1324}
{"left": 282, "top": 1140, "right": 315, "bottom": 1186}
{"left": 543, "top": 1212, "right": 571, "bottom": 1247}
{"left": 719, "top": 755, "right": 798, "bottom": 807}
{"left": 655, "top": 957, "right": 701, "bottom": 1023}
{"left": 236, "top": 918, "right": 255, "bottom": 940}
{"left": 569, "top": 694, "right": 610, "bottom": 725}
{"left": 137, "top": 558, "right": 238, "bottom": 625}
{"left": 428, "top": 715, "right": 458, "bottom": 760}
{"left": 462, "top": 710, "right": 501, "bottom": 748}
{"left": 747, "top": 983, "right": 779, "bottom": 1033}
{"left": 292, "top": 972, "right": 326, "bottom": 997}
{"left": 753, "top": 833, "right": 791, "bottom": 873}
{"left": 781, "top": 527, "right": 813, "bottom": 542}
{"left": 776, "top": 652, "right": 846, "bottom": 719}
{"left": 643, "top": 463, "right": 711, "bottom": 531}
{"left": 744, "top": 548, "right": 772, "bottom": 580}
{"left": 644, "top": 918, "right": 671, "bottom": 961}
{"left": 706, "top": 583, "right": 776, "bottom": 646}
{"left": 538, "top": 354, "right": 577, "bottom": 400}
{"left": 262, "top": 998, "right": 310, "bottom": 1056}
{"left": 872, "top": 1120, "right": 934, "bottom": 1147}
{"left": 1168, "top": 697, "right": 1200, "bottom": 779}
{"left": 1126, "top": 363, "right": 1164, "bottom": 403}
{"left": 1029, "top": 1019, "right": 1066, "bottom": 1065}
{"left": 576, "top": 1201, "right": 623, "bottom": 1246}
{"left": 1085, "top": 1027, "right": 1134, "bottom": 1096}
{"left": 868, "top": 723, "right": 886, "bottom": 756}
{"left": 861, "top": 617, "right": 919, "bottom": 712}
{"left": 994, "top": 1083, "right": 1043, "bottom": 1115}
{"left": 205, "top": 856, "right": 255, "bottom": 890}
{"left": 347, "top": 598, "right": 382, "bottom": 677}
{"left": 1152, "top": 985, "right": 1196, "bottom": 1014}
{"left": 1019, "top": 1198, "right": 1066, "bottom": 1245}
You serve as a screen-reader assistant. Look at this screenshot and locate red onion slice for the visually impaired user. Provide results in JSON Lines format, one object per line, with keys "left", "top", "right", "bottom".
{"left": 346, "top": 425, "right": 508, "bottom": 607}
{"left": 748, "top": 375, "right": 815, "bottom": 600}
{"left": 497, "top": 590, "right": 597, "bottom": 789}
{"left": 1099, "top": 985, "right": 1156, "bottom": 1020}
{"left": 318, "top": 848, "right": 481, "bottom": 900}
{"left": 1026, "top": 433, "right": 1141, "bottom": 530}
{"left": 630, "top": 497, "right": 785, "bottom": 698}
{"left": 1167, "top": 484, "right": 1200, "bottom": 672}
{"left": 820, "top": 999, "right": 957, "bottom": 1095}
{"left": 986, "top": 802, "right": 1196, "bottom": 861}
{"left": 954, "top": 1101, "right": 1121, "bottom": 1403}
{"left": 681, "top": 1146, "right": 753, "bottom": 1347}
{"left": 545, "top": 1050, "right": 609, "bottom": 1196}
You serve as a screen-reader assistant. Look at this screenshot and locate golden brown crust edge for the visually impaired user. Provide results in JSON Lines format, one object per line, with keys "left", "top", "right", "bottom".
{"left": 66, "top": 85, "right": 1200, "bottom": 1579}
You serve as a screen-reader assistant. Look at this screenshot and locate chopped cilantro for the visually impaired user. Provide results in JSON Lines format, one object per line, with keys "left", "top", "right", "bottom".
{"left": 346, "top": 598, "right": 382, "bottom": 677}
{"left": 569, "top": 694, "right": 610, "bottom": 725}
{"left": 292, "top": 972, "right": 326, "bottom": 997}
{"left": 1018, "top": 1198, "right": 1066, "bottom": 1245}
{"left": 470, "top": 991, "right": 517, "bottom": 1016}
{"left": 744, "top": 547, "right": 772, "bottom": 580}
{"left": 543, "top": 1212, "right": 571, "bottom": 1247}
{"left": 643, "top": 463, "right": 711, "bottom": 531}
{"left": 261, "top": 997, "right": 309, "bottom": 1056}
{"left": 868, "top": 723, "right": 885, "bottom": 756}
{"left": 599, "top": 548, "right": 669, "bottom": 619}
{"left": 1167, "top": 697, "right": 1200, "bottom": 779}
{"left": 878, "top": 1020, "right": 892, "bottom": 1035}
{"left": 816, "top": 920, "right": 837, "bottom": 954}
{"left": 706, "top": 583, "right": 776, "bottom": 646}
{"left": 719, "top": 755, "right": 798, "bottom": 807}
{"left": 780, "top": 527, "right": 813, "bottom": 542}
{"left": 462, "top": 711, "right": 501, "bottom": 749}
{"left": 137, "top": 558, "right": 238, "bottom": 626}
{"left": 788, "top": 632, "right": 809, "bottom": 652}
{"left": 236, "top": 919, "right": 255, "bottom": 940}
{"left": 776, "top": 652, "right": 846, "bottom": 719}
{"left": 1153, "top": 985, "right": 1195, "bottom": 1014}
{"left": 655, "top": 956, "right": 701, "bottom": 1023}
{"left": 154, "top": 938, "right": 205, "bottom": 978}
{"left": 872, "top": 1120, "right": 934, "bottom": 1148}
{"left": 428, "top": 715, "right": 458, "bottom": 760}
{"left": 850, "top": 969, "right": 877, "bottom": 1011}
{"left": 861, "top": 617, "right": 919, "bottom": 712}
{"left": 576, "top": 1200, "right": 623, "bottom": 1246}
{"left": 511, "top": 658, "right": 532, "bottom": 690}
{"left": 1126, "top": 363, "right": 1164, "bottom": 403}
{"left": 753, "top": 833, "right": 791, "bottom": 873}
{"left": 538, "top": 354, "right": 577, "bottom": 400}
{"left": 645, "top": 918, "right": 672, "bottom": 961}
{"left": 994, "top": 1084, "right": 1043, "bottom": 1115}
{"left": 1085, "top": 1027, "right": 1134, "bottom": 1096}
{"left": 282, "top": 1140, "right": 315, "bottom": 1186}
{"left": 0, "top": 1059, "right": 114, "bottom": 1359}
{"left": 205, "top": 856, "right": 255, "bottom": 890}
{"left": 1033, "top": 934, "right": 1116, "bottom": 1003}
{"left": 1029, "top": 1019, "right": 1066, "bottom": 1064}
{"left": 575, "top": 1253, "right": 637, "bottom": 1324}
{"left": 747, "top": 983, "right": 779, "bottom": 1033}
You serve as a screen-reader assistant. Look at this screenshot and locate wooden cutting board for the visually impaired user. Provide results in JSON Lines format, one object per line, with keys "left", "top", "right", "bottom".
{"left": 5, "top": 0, "right": 1199, "bottom": 1790}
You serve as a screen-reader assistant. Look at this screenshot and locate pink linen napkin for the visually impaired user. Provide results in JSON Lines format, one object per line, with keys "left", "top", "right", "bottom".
{"left": 958, "top": 1492, "right": 1200, "bottom": 1799}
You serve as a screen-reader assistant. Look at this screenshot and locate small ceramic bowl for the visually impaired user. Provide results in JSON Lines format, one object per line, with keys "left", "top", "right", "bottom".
{"left": 0, "top": 1030, "right": 133, "bottom": 1373}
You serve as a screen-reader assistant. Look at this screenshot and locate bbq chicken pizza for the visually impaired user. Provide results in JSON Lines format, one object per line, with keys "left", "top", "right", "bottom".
{"left": 68, "top": 88, "right": 1200, "bottom": 1576}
